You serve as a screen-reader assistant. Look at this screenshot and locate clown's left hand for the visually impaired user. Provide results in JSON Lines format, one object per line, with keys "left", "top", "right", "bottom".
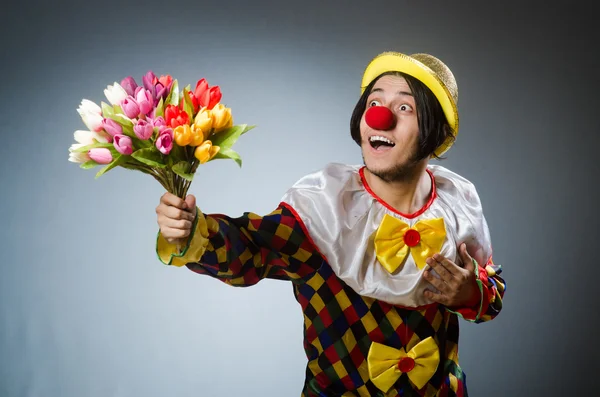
{"left": 422, "top": 243, "right": 480, "bottom": 308}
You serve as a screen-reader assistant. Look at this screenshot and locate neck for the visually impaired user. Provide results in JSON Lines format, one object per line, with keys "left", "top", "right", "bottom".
{"left": 364, "top": 162, "right": 432, "bottom": 215}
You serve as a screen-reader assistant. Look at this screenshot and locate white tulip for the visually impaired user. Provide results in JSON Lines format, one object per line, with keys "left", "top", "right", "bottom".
{"left": 77, "top": 99, "right": 103, "bottom": 132}
{"left": 68, "top": 143, "right": 90, "bottom": 163}
{"left": 73, "top": 130, "right": 110, "bottom": 145}
{"left": 104, "top": 82, "right": 128, "bottom": 106}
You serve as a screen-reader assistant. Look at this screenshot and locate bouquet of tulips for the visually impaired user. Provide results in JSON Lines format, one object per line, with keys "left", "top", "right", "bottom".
{"left": 68, "top": 71, "right": 253, "bottom": 198}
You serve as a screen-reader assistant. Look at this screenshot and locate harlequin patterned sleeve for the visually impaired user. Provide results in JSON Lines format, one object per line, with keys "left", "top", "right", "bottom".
{"left": 156, "top": 203, "right": 324, "bottom": 286}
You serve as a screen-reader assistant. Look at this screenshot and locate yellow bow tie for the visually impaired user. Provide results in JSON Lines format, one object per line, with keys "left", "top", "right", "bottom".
{"left": 373, "top": 215, "right": 446, "bottom": 273}
{"left": 367, "top": 337, "right": 440, "bottom": 392}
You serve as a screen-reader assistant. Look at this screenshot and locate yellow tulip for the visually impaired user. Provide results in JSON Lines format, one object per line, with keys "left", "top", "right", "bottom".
{"left": 194, "top": 107, "right": 213, "bottom": 138}
{"left": 190, "top": 123, "right": 206, "bottom": 146}
{"left": 173, "top": 124, "right": 193, "bottom": 146}
{"left": 211, "top": 103, "right": 233, "bottom": 133}
{"left": 194, "top": 140, "right": 220, "bottom": 164}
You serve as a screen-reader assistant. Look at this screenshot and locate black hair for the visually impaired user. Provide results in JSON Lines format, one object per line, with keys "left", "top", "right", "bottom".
{"left": 350, "top": 71, "right": 454, "bottom": 160}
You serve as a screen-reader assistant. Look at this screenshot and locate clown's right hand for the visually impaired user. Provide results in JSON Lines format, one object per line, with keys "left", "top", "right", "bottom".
{"left": 156, "top": 192, "right": 197, "bottom": 246}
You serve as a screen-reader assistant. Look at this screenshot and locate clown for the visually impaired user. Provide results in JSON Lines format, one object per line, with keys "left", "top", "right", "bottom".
{"left": 155, "top": 51, "right": 505, "bottom": 396}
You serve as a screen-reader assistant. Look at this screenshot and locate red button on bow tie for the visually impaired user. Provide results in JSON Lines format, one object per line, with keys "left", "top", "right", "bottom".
{"left": 403, "top": 229, "right": 421, "bottom": 247}
{"left": 397, "top": 357, "right": 415, "bottom": 373}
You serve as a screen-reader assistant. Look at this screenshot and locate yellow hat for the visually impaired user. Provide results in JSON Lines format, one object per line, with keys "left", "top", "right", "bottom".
{"left": 360, "top": 51, "right": 458, "bottom": 157}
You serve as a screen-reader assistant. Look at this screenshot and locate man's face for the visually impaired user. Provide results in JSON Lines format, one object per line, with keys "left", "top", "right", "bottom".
{"left": 360, "top": 75, "right": 421, "bottom": 182}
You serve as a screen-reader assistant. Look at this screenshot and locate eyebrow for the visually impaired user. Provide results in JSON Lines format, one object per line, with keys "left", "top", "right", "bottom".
{"left": 370, "top": 88, "right": 413, "bottom": 97}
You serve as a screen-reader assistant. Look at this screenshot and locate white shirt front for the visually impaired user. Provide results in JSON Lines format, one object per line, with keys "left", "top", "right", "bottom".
{"left": 280, "top": 163, "right": 492, "bottom": 308}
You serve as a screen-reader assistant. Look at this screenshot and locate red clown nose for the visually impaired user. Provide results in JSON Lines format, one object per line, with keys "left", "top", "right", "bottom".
{"left": 365, "top": 106, "right": 395, "bottom": 130}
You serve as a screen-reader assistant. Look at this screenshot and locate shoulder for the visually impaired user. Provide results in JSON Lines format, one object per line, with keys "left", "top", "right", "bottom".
{"left": 280, "top": 162, "right": 371, "bottom": 231}
{"left": 287, "top": 162, "right": 361, "bottom": 189}
{"left": 282, "top": 162, "right": 363, "bottom": 201}
{"left": 429, "top": 164, "right": 482, "bottom": 207}
{"left": 429, "top": 164, "right": 493, "bottom": 263}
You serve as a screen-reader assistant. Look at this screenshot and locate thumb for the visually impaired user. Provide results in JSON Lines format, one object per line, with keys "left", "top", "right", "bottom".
{"left": 459, "top": 243, "right": 475, "bottom": 271}
{"left": 184, "top": 194, "right": 197, "bottom": 216}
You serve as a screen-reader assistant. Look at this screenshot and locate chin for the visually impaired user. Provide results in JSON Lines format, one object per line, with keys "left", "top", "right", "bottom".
{"left": 363, "top": 152, "right": 421, "bottom": 183}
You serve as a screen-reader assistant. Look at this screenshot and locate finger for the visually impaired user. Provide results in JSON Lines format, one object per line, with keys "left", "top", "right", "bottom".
{"left": 161, "top": 226, "right": 191, "bottom": 240}
{"left": 424, "top": 289, "right": 449, "bottom": 306}
{"left": 422, "top": 269, "right": 448, "bottom": 293}
{"left": 184, "top": 195, "right": 197, "bottom": 217}
{"left": 432, "top": 253, "right": 461, "bottom": 277}
{"left": 159, "top": 205, "right": 196, "bottom": 222}
{"left": 159, "top": 215, "right": 193, "bottom": 230}
{"left": 160, "top": 192, "right": 187, "bottom": 209}
{"left": 185, "top": 195, "right": 196, "bottom": 211}
{"left": 426, "top": 257, "right": 454, "bottom": 282}
{"left": 459, "top": 243, "right": 476, "bottom": 272}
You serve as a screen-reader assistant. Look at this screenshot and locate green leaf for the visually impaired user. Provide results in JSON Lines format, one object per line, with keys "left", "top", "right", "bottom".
{"left": 240, "top": 124, "right": 256, "bottom": 136}
{"left": 107, "top": 105, "right": 135, "bottom": 132}
{"left": 72, "top": 142, "right": 113, "bottom": 153}
{"left": 134, "top": 137, "right": 153, "bottom": 149}
{"left": 108, "top": 146, "right": 120, "bottom": 158}
{"left": 155, "top": 97, "right": 165, "bottom": 118}
{"left": 122, "top": 124, "right": 136, "bottom": 139}
{"left": 182, "top": 86, "right": 194, "bottom": 121}
{"left": 80, "top": 160, "right": 99, "bottom": 169}
{"left": 101, "top": 102, "right": 114, "bottom": 118}
{"left": 165, "top": 142, "right": 185, "bottom": 163}
{"left": 210, "top": 124, "right": 250, "bottom": 150}
{"left": 95, "top": 154, "right": 128, "bottom": 178}
{"left": 172, "top": 161, "right": 195, "bottom": 181}
{"left": 131, "top": 148, "right": 166, "bottom": 168}
{"left": 111, "top": 113, "right": 134, "bottom": 128}
{"left": 165, "top": 79, "right": 179, "bottom": 107}
{"left": 212, "top": 147, "right": 242, "bottom": 167}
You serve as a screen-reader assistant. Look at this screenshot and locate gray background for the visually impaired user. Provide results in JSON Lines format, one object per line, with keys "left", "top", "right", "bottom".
{"left": 1, "top": 1, "right": 597, "bottom": 396}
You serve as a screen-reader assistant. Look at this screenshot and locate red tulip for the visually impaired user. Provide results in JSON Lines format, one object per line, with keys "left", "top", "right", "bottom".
{"left": 192, "top": 78, "right": 222, "bottom": 111}
{"left": 164, "top": 104, "right": 190, "bottom": 128}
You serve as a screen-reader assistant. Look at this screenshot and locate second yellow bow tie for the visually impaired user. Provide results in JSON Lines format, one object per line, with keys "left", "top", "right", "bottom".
{"left": 373, "top": 215, "right": 446, "bottom": 273}
{"left": 367, "top": 336, "right": 440, "bottom": 392}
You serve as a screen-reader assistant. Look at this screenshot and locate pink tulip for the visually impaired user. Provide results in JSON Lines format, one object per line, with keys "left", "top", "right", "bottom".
{"left": 135, "top": 87, "right": 153, "bottom": 116}
{"left": 88, "top": 148, "right": 113, "bottom": 164}
{"left": 102, "top": 118, "right": 122, "bottom": 138}
{"left": 120, "top": 76, "right": 138, "bottom": 96}
{"left": 152, "top": 116, "right": 167, "bottom": 131}
{"left": 133, "top": 119, "right": 154, "bottom": 140}
{"left": 156, "top": 128, "right": 173, "bottom": 155}
{"left": 142, "top": 71, "right": 157, "bottom": 93}
{"left": 113, "top": 134, "right": 133, "bottom": 155}
{"left": 121, "top": 96, "right": 140, "bottom": 119}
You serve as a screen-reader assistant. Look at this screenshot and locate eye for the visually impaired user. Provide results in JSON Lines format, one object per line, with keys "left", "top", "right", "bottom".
{"left": 369, "top": 100, "right": 381, "bottom": 107}
{"left": 399, "top": 104, "right": 413, "bottom": 112}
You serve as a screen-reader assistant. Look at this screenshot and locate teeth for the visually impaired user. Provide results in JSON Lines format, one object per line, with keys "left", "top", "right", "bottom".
{"left": 369, "top": 135, "right": 395, "bottom": 145}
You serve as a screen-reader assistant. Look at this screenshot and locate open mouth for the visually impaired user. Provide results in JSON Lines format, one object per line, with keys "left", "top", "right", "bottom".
{"left": 369, "top": 135, "right": 396, "bottom": 151}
